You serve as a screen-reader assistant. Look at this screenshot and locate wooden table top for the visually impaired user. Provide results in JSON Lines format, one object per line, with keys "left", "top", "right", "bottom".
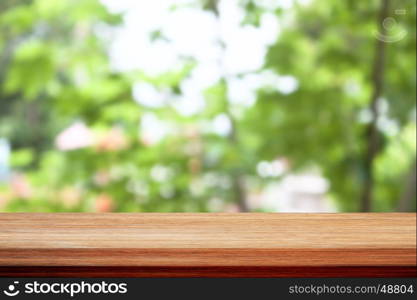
{"left": 0, "top": 213, "right": 415, "bottom": 277}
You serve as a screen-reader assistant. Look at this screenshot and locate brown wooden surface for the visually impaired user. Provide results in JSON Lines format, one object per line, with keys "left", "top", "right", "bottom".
{"left": 0, "top": 213, "right": 415, "bottom": 277}
{"left": 0, "top": 266, "right": 415, "bottom": 278}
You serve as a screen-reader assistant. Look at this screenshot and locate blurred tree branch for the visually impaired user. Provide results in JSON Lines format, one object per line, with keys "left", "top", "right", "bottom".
{"left": 397, "top": 159, "right": 416, "bottom": 212}
{"left": 360, "top": 0, "right": 390, "bottom": 212}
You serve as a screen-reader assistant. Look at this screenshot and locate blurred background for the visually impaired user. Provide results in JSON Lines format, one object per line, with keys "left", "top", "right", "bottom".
{"left": 0, "top": 0, "right": 415, "bottom": 213}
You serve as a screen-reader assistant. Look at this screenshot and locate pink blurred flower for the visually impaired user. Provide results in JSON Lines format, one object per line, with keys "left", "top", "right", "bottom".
{"left": 95, "top": 128, "right": 128, "bottom": 152}
{"left": 94, "top": 193, "right": 114, "bottom": 212}
{"left": 139, "top": 132, "right": 154, "bottom": 147}
{"left": 93, "top": 170, "right": 111, "bottom": 186}
{"left": 55, "top": 122, "right": 93, "bottom": 151}
{"left": 11, "top": 174, "right": 32, "bottom": 199}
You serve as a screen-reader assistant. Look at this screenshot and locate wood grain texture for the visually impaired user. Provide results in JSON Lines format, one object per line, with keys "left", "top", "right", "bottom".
{"left": 0, "top": 266, "right": 415, "bottom": 278}
{"left": 0, "top": 213, "right": 415, "bottom": 277}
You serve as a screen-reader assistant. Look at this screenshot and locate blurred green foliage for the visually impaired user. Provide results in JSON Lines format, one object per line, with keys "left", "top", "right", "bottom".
{"left": 0, "top": 0, "right": 415, "bottom": 212}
